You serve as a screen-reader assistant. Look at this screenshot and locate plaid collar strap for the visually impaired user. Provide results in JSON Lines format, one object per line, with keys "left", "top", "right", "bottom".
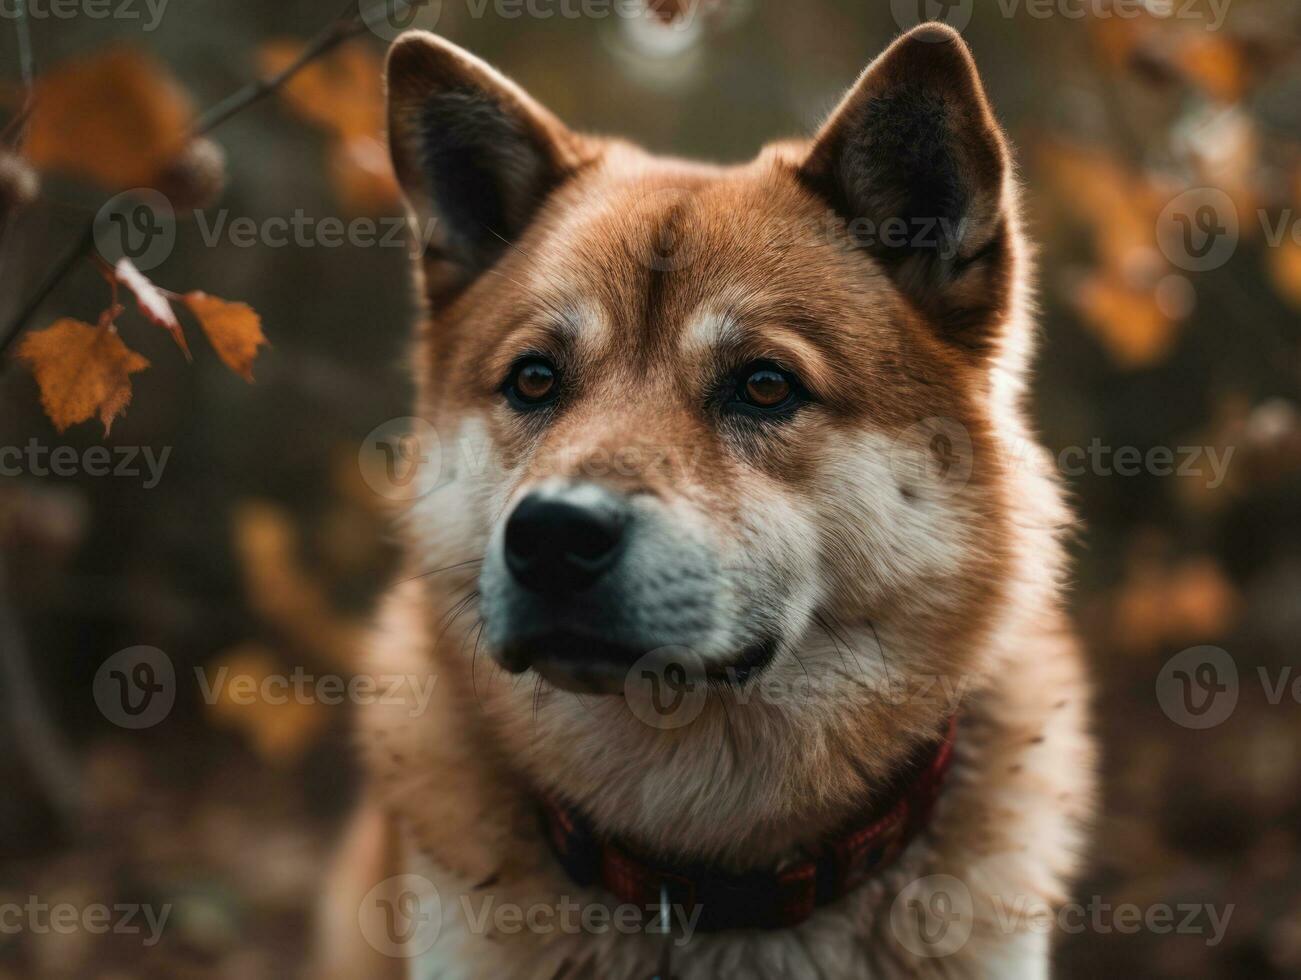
{"left": 537, "top": 716, "right": 958, "bottom": 933}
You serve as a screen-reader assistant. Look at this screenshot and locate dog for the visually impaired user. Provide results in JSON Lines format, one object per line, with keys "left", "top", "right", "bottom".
{"left": 321, "top": 22, "right": 1095, "bottom": 979}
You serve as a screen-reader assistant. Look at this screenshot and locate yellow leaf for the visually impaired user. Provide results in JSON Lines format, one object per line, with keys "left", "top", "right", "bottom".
{"left": 259, "top": 40, "right": 385, "bottom": 141}
{"left": 329, "top": 134, "right": 400, "bottom": 214}
{"left": 15, "top": 318, "right": 150, "bottom": 435}
{"left": 261, "top": 41, "right": 398, "bottom": 213}
{"left": 1073, "top": 273, "right": 1181, "bottom": 370}
{"left": 205, "top": 645, "right": 327, "bottom": 764}
{"left": 183, "top": 292, "right": 267, "bottom": 382}
{"left": 1267, "top": 238, "right": 1301, "bottom": 310}
{"left": 24, "top": 46, "right": 194, "bottom": 190}
{"left": 1173, "top": 33, "right": 1248, "bottom": 103}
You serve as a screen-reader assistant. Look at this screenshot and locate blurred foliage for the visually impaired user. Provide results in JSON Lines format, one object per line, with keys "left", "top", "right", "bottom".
{"left": 0, "top": 0, "right": 1299, "bottom": 976}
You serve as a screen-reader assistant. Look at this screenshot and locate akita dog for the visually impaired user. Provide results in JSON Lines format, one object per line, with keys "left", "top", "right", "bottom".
{"left": 322, "top": 22, "right": 1095, "bottom": 980}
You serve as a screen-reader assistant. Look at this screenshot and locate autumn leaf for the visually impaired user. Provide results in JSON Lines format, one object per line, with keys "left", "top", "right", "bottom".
{"left": 24, "top": 46, "right": 194, "bottom": 190}
{"left": 205, "top": 645, "right": 328, "bottom": 764}
{"left": 183, "top": 292, "right": 267, "bottom": 382}
{"left": 259, "top": 40, "right": 384, "bottom": 141}
{"left": 16, "top": 319, "right": 150, "bottom": 435}
{"left": 259, "top": 40, "right": 398, "bottom": 212}
{"left": 1267, "top": 237, "right": 1301, "bottom": 310}
{"left": 329, "top": 135, "right": 400, "bottom": 214}
{"left": 114, "top": 258, "right": 189, "bottom": 358}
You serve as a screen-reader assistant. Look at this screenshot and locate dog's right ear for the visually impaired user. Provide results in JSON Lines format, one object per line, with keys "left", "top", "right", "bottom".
{"left": 386, "top": 32, "right": 584, "bottom": 301}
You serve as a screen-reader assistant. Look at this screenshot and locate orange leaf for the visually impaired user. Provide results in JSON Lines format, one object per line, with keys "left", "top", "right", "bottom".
{"left": 15, "top": 318, "right": 150, "bottom": 435}
{"left": 1073, "top": 273, "right": 1182, "bottom": 370}
{"left": 259, "top": 40, "right": 384, "bottom": 141}
{"left": 24, "top": 47, "right": 194, "bottom": 191}
{"left": 114, "top": 258, "right": 190, "bottom": 358}
{"left": 183, "top": 292, "right": 267, "bottom": 382}
{"left": 205, "top": 645, "right": 327, "bottom": 764}
{"left": 1171, "top": 33, "right": 1248, "bottom": 103}
{"left": 329, "top": 134, "right": 400, "bottom": 213}
{"left": 1267, "top": 238, "right": 1301, "bottom": 310}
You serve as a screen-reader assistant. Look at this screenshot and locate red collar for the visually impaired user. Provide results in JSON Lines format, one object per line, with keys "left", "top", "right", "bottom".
{"left": 537, "top": 716, "right": 957, "bottom": 933}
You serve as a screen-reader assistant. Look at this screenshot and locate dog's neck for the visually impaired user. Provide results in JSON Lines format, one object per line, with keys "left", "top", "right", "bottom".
{"left": 530, "top": 716, "right": 958, "bottom": 933}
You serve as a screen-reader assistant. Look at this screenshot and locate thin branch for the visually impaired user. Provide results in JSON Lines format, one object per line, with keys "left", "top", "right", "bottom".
{"left": 0, "top": 560, "right": 82, "bottom": 828}
{"left": 13, "top": 0, "right": 34, "bottom": 92}
{"left": 0, "top": 0, "right": 419, "bottom": 363}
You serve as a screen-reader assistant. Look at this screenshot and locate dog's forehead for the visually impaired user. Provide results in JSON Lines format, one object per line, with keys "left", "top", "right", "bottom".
{"left": 513, "top": 157, "right": 905, "bottom": 362}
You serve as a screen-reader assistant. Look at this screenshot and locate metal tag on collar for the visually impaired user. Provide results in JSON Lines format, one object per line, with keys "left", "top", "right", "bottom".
{"left": 649, "top": 881, "right": 675, "bottom": 980}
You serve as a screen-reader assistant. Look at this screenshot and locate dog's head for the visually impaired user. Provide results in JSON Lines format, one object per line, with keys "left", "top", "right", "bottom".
{"left": 385, "top": 24, "right": 1032, "bottom": 839}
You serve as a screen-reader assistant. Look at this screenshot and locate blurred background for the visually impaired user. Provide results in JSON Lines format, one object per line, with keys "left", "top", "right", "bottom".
{"left": 0, "top": 0, "right": 1299, "bottom": 976}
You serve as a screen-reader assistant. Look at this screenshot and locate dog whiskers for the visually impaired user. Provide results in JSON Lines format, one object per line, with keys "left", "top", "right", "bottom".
{"left": 401, "top": 557, "right": 484, "bottom": 585}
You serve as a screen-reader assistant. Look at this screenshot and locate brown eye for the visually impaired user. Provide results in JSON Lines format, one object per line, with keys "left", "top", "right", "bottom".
{"left": 507, "top": 358, "right": 559, "bottom": 407}
{"left": 743, "top": 368, "right": 792, "bottom": 409}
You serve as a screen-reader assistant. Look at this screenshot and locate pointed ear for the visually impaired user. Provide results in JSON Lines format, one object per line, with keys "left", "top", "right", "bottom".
{"left": 386, "top": 32, "right": 586, "bottom": 301}
{"left": 798, "top": 24, "right": 1015, "bottom": 353}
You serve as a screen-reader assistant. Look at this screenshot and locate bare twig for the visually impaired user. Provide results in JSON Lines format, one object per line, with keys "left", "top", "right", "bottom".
{"left": 0, "top": 561, "right": 82, "bottom": 827}
{"left": 0, "top": 0, "right": 418, "bottom": 363}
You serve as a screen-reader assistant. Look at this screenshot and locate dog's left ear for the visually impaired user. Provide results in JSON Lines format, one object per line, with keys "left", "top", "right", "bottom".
{"left": 798, "top": 24, "right": 1014, "bottom": 353}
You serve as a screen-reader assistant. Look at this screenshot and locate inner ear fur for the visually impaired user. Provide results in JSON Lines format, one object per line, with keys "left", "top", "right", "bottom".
{"left": 798, "top": 24, "right": 1016, "bottom": 353}
{"left": 386, "top": 31, "right": 591, "bottom": 303}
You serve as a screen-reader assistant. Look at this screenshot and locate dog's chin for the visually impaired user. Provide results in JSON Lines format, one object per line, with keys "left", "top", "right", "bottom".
{"left": 496, "top": 632, "right": 780, "bottom": 696}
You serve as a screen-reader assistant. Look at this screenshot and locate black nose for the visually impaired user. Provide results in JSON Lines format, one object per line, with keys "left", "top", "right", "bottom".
{"left": 504, "top": 488, "right": 628, "bottom": 595}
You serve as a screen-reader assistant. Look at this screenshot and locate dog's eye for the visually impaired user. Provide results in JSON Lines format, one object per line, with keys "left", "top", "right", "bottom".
{"left": 729, "top": 362, "right": 802, "bottom": 416}
{"left": 505, "top": 357, "right": 559, "bottom": 408}
{"left": 743, "top": 368, "right": 792, "bottom": 408}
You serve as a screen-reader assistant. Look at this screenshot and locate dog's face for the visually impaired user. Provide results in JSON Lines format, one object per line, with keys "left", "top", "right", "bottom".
{"left": 386, "top": 25, "right": 1022, "bottom": 823}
